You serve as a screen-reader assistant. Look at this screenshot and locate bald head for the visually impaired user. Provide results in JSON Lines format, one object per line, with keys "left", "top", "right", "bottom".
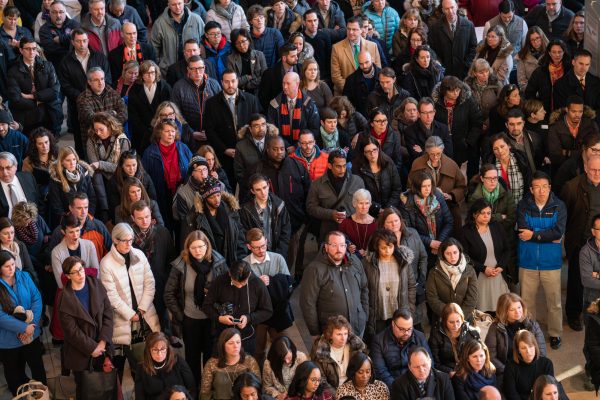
{"left": 358, "top": 50, "right": 373, "bottom": 73}
{"left": 121, "top": 22, "right": 138, "bottom": 47}
{"left": 441, "top": 0, "right": 458, "bottom": 22}
{"left": 282, "top": 72, "right": 300, "bottom": 98}
{"left": 478, "top": 386, "right": 501, "bottom": 400}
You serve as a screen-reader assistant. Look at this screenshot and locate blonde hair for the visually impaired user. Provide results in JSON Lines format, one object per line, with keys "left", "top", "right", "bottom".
{"left": 56, "top": 146, "right": 81, "bottom": 193}
{"left": 11, "top": 202, "right": 38, "bottom": 228}
{"left": 151, "top": 101, "right": 187, "bottom": 127}
{"left": 496, "top": 293, "right": 528, "bottom": 325}
{"left": 181, "top": 230, "right": 214, "bottom": 264}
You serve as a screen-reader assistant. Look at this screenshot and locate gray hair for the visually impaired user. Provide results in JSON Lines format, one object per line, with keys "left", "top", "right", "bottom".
{"left": 425, "top": 136, "right": 445, "bottom": 151}
{"left": 352, "top": 188, "right": 372, "bottom": 207}
{"left": 111, "top": 0, "right": 126, "bottom": 6}
{"left": 86, "top": 66, "right": 104, "bottom": 80}
{"left": 89, "top": 0, "right": 106, "bottom": 6}
{"left": 121, "top": 22, "right": 137, "bottom": 33}
{"left": 0, "top": 152, "right": 17, "bottom": 167}
{"left": 111, "top": 222, "right": 134, "bottom": 242}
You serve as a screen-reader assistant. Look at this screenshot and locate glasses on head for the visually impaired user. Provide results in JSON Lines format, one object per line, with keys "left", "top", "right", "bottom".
{"left": 150, "top": 347, "right": 168, "bottom": 354}
{"left": 122, "top": 149, "right": 137, "bottom": 157}
{"left": 68, "top": 267, "right": 85, "bottom": 275}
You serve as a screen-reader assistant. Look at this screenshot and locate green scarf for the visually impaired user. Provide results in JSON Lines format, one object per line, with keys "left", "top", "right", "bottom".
{"left": 320, "top": 126, "right": 339, "bottom": 152}
{"left": 482, "top": 184, "right": 500, "bottom": 205}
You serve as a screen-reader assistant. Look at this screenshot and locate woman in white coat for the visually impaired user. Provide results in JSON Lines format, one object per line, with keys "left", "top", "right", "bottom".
{"left": 100, "top": 222, "right": 160, "bottom": 380}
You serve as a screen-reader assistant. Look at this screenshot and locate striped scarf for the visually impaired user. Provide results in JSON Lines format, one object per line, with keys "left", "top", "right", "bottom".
{"left": 279, "top": 90, "right": 303, "bottom": 141}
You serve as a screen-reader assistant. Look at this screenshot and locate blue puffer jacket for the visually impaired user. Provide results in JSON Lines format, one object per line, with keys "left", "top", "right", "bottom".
{"left": 0, "top": 269, "right": 42, "bottom": 349}
{"left": 371, "top": 325, "right": 432, "bottom": 388}
{"left": 202, "top": 35, "right": 231, "bottom": 80}
{"left": 362, "top": 2, "right": 400, "bottom": 54}
{"left": 251, "top": 27, "right": 284, "bottom": 68}
{"left": 142, "top": 141, "right": 193, "bottom": 229}
{"left": 517, "top": 192, "right": 566, "bottom": 270}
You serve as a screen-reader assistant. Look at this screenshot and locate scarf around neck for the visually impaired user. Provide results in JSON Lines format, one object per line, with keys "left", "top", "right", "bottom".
{"left": 414, "top": 193, "right": 440, "bottom": 238}
{"left": 14, "top": 220, "right": 39, "bottom": 246}
{"left": 320, "top": 126, "right": 339, "bottom": 151}
{"left": 214, "top": 2, "right": 235, "bottom": 23}
{"left": 482, "top": 184, "right": 500, "bottom": 205}
{"left": 280, "top": 90, "right": 303, "bottom": 141}
{"left": 64, "top": 165, "right": 82, "bottom": 184}
{"left": 439, "top": 253, "right": 467, "bottom": 289}
{"left": 464, "top": 371, "right": 495, "bottom": 394}
{"left": 190, "top": 257, "right": 212, "bottom": 307}
{"left": 370, "top": 127, "right": 388, "bottom": 146}
{"left": 159, "top": 142, "right": 181, "bottom": 195}
{"left": 2, "top": 242, "right": 22, "bottom": 270}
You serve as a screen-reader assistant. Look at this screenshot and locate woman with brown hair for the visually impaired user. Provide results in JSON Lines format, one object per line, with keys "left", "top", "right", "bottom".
{"left": 392, "top": 9, "right": 427, "bottom": 59}
{"left": 515, "top": 26, "right": 549, "bottom": 91}
{"left": 198, "top": 145, "right": 232, "bottom": 193}
{"left": 393, "top": 27, "right": 428, "bottom": 75}
{"left": 300, "top": 58, "right": 332, "bottom": 111}
{"left": 564, "top": 11, "right": 585, "bottom": 59}
{"left": 451, "top": 340, "right": 497, "bottom": 399}
{"left": 503, "top": 330, "right": 565, "bottom": 400}
{"left": 428, "top": 303, "right": 480, "bottom": 377}
{"left": 164, "top": 230, "right": 228, "bottom": 383}
{"left": 142, "top": 119, "right": 193, "bottom": 230}
{"left": 134, "top": 331, "right": 196, "bottom": 400}
{"left": 114, "top": 177, "right": 163, "bottom": 226}
{"left": 464, "top": 59, "right": 501, "bottom": 133}
{"left": 328, "top": 96, "right": 368, "bottom": 149}
{"left": 475, "top": 25, "right": 513, "bottom": 86}
{"left": 485, "top": 293, "right": 546, "bottom": 381}
{"left": 310, "top": 315, "right": 367, "bottom": 390}
{"left": 149, "top": 101, "right": 196, "bottom": 153}
{"left": 200, "top": 328, "right": 261, "bottom": 400}
{"left": 48, "top": 146, "right": 96, "bottom": 228}
{"left": 128, "top": 60, "right": 173, "bottom": 151}
{"left": 488, "top": 84, "right": 522, "bottom": 136}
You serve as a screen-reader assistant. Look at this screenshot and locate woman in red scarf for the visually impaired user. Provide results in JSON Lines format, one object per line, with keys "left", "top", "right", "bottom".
{"left": 363, "top": 108, "right": 404, "bottom": 173}
{"left": 142, "top": 120, "right": 193, "bottom": 230}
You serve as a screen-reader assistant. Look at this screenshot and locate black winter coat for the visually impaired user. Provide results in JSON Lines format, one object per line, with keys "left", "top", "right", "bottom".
{"left": 586, "top": 310, "right": 600, "bottom": 393}
{"left": 7, "top": 57, "right": 63, "bottom": 134}
{"left": 266, "top": 92, "right": 321, "bottom": 148}
{"left": 432, "top": 81, "right": 483, "bottom": 165}
{"left": 524, "top": 4, "right": 574, "bottom": 41}
{"left": 366, "top": 84, "right": 410, "bottom": 123}
{"left": 134, "top": 356, "right": 197, "bottom": 400}
{"left": 239, "top": 193, "right": 291, "bottom": 257}
{"left": 404, "top": 120, "right": 454, "bottom": 163}
{"left": 303, "top": 30, "right": 332, "bottom": 80}
{"left": 57, "top": 49, "right": 112, "bottom": 101}
{"left": 234, "top": 123, "right": 278, "bottom": 185}
{"left": 343, "top": 65, "right": 381, "bottom": 116}
{"left": 354, "top": 155, "right": 402, "bottom": 209}
{"left": 402, "top": 189, "right": 454, "bottom": 251}
{"left": 48, "top": 164, "right": 97, "bottom": 229}
{"left": 428, "top": 15, "right": 477, "bottom": 80}
{"left": 401, "top": 63, "right": 445, "bottom": 100}
{"left": 525, "top": 61, "right": 572, "bottom": 113}
{"left": 553, "top": 70, "right": 600, "bottom": 112}
{"left": 461, "top": 221, "right": 510, "bottom": 277}
{"left": 391, "top": 369, "right": 455, "bottom": 400}
{"left": 127, "top": 80, "right": 173, "bottom": 151}
{"left": 163, "top": 252, "right": 228, "bottom": 337}
{"left": 258, "top": 61, "right": 301, "bottom": 110}
{"left": 358, "top": 128, "right": 404, "bottom": 172}
{"left": 108, "top": 43, "right": 156, "bottom": 83}
{"left": 503, "top": 357, "right": 567, "bottom": 400}
{"left": 428, "top": 323, "right": 480, "bottom": 374}
{"left": 338, "top": 112, "right": 369, "bottom": 147}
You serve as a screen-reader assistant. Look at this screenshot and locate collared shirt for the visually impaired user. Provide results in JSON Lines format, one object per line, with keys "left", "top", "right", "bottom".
{"left": 1, "top": 177, "right": 26, "bottom": 217}
{"left": 249, "top": 251, "right": 271, "bottom": 265}
{"left": 244, "top": 251, "right": 290, "bottom": 277}
{"left": 75, "top": 50, "right": 90, "bottom": 71}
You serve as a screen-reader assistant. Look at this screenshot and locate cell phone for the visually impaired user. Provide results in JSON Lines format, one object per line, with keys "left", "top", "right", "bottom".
{"left": 232, "top": 318, "right": 242, "bottom": 324}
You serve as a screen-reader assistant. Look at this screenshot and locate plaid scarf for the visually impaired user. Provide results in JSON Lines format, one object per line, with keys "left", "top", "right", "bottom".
{"left": 414, "top": 193, "right": 440, "bottom": 239}
{"left": 133, "top": 223, "right": 156, "bottom": 261}
{"left": 444, "top": 100, "right": 455, "bottom": 130}
{"left": 496, "top": 152, "right": 524, "bottom": 204}
{"left": 279, "top": 90, "right": 303, "bottom": 141}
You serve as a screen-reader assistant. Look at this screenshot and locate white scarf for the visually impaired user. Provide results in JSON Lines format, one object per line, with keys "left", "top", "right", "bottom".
{"left": 439, "top": 253, "right": 467, "bottom": 289}
{"left": 2, "top": 241, "right": 22, "bottom": 270}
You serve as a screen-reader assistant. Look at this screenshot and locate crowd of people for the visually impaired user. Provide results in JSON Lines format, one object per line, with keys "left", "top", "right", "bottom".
{"left": 0, "top": 0, "right": 597, "bottom": 398}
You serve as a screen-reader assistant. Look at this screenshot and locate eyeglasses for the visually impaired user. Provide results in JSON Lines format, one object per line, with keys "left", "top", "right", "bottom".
{"left": 589, "top": 147, "right": 600, "bottom": 154}
{"left": 68, "top": 267, "right": 85, "bottom": 275}
{"left": 250, "top": 243, "right": 268, "bottom": 251}
{"left": 236, "top": 38, "right": 249, "bottom": 46}
{"left": 188, "top": 66, "right": 205, "bottom": 71}
{"left": 206, "top": 32, "right": 222, "bottom": 37}
{"left": 308, "top": 377, "right": 321, "bottom": 383}
{"left": 482, "top": 176, "right": 498, "bottom": 181}
{"left": 150, "top": 347, "right": 168, "bottom": 354}
{"left": 159, "top": 111, "right": 176, "bottom": 118}
{"left": 21, "top": 47, "right": 38, "bottom": 52}
{"left": 393, "top": 319, "right": 413, "bottom": 334}
{"left": 364, "top": 148, "right": 379, "bottom": 155}
{"left": 428, "top": 152, "right": 442, "bottom": 158}
{"left": 143, "top": 70, "right": 157, "bottom": 75}
{"left": 118, "top": 238, "right": 134, "bottom": 244}
{"left": 531, "top": 185, "right": 550, "bottom": 191}
{"left": 373, "top": 119, "right": 388, "bottom": 124}
{"left": 299, "top": 140, "right": 315, "bottom": 145}
{"left": 327, "top": 243, "right": 347, "bottom": 249}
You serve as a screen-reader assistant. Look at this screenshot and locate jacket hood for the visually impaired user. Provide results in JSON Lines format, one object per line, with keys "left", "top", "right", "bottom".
{"left": 431, "top": 80, "right": 472, "bottom": 106}
{"left": 193, "top": 190, "right": 240, "bottom": 214}
{"left": 313, "top": 331, "right": 366, "bottom": 362}
{"left": 549, "top": 105, "right": 597, "bottom": 124}
{"left": 237, "top": 123, "right": 279, "bottom": 140}
{"left": 585, "top": 237, "right": 600, "bottom": 256}
{"left": 49, "top": 160, "right": 94, "bottom": 183}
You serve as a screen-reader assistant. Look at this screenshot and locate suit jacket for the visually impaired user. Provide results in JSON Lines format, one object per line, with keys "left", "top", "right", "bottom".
{"left": 0, "top": 172, "right": 39, "bottom": 218}
{"left": 429, "top": 15, "right": 477, "bottom": 80}
{"left": 553, "top": 70, "right": 600, "bottom": 112}
{"left": 331, "top": 38, "right": 381, "bottom": 94}
{"left": 107, "top": 42, "right": 156, "bottom": 84}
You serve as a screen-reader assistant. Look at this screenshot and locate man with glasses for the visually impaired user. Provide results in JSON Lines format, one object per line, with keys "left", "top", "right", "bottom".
{"left": 242, "top": 227, "right": 292, "bottom": 363}
{"left": 562, "top": 155, "right": 600, "bottom": 332}
{"left": 234, "top": 113, "right": 274, "bottom": 185}
{"left": 108, "top": 22, "right": 156, "bottom": 81}
{"left": 201, "top": 21, "right": 231, "bottom": 80}
{"left": 7, "top": 37, "right": 63, "bottom": 136}
{"left": 404, "top": 97, "right": 453, "bottom": 163}
{"left": 517, "top": 171, "right": 566, "bottom": 349}
{"left": 246, "top": 5, "right": 284, "bottom": 68}
{"left": 300, "top": 230, "right": 368, "bottom": 337}
{"left": 289, "top": 129, "right": 329, "bottom": 181}
{"left": 58, "top": 29, "right": 111, "bottom": 153}
{"left": 166, "top": 38, "right": 217, "bottom": 86}
{"left": 370, "top": 308, "right": 431, "bottom": 388}
{"left": 525, "top": 0, "right": 573, "bottom": 40}
{"left": 0, "top": 152, "right": 39, "bottom": 219}
{"left": 172, "top": 55, "right": 220, "bottom": 147}
{"left": 151, "top": 0, "right": 205, "bottom": 74}
{"left": 391, "top": 347, "right": 453, "bottom": 399}
{"left": 554, "top": 133, "right": 600, "bottom": 194}
{"left": 38, "top": 1, "right": 81, "bottom": 67}
{"left": 306, "top": 148, "right": 365, "bottom": 241}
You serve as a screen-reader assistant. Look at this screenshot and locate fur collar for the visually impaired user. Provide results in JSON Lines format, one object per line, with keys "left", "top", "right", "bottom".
{"left": 431, "top": 79, "right": 472, "bottom": 106}
{"left": 312, "top": 332, "right": 366, "bottom": 363}
{"left": 549, "top": 105, "right": 596, "bottom": 124}
{"left": 237, "top": 123, "right": 279, "bottom": 140}
{"left": 193, "top": 190, "right": 239, "bottom": 214}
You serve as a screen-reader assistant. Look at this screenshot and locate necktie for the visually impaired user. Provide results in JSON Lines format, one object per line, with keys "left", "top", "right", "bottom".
{"left": 227, "top": 96, "right": 235, "bottom": 115}
{"left": 257, "top": 141, "right": 264, "bottom": 152}
{"left": 450, "top": 22, "right": 455, "bottom": 39}
{"left": 353, "top": 43, "right": 359, "bottom": 68}
{"left": 580, "top": 77, "right": 585, "bottom": 89}
{"left": 130, "top": 49, "right": 135, "bottom": 60}
{"left": 29, "top": 65, "right": 36, "bottom": 93}
{"left": 8, "top": 183, "right": 18, "bottom": 209}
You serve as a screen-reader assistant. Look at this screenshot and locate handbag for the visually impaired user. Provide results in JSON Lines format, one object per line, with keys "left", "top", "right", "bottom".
{"left": 80, "top": 355, "right": 119, "bottom": 400}
{"left": 130, "top": 314, "right": 150, "bottom": 364}
{"left": 472, "top": 309, "right": 494, "bottom": 341}
{"left": 12, "top": 380, "right": 49, "bottom": 400}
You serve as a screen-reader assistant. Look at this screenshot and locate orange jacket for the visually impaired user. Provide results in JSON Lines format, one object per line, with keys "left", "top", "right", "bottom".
{"left": 290, "top": 147, "right": 329, "bottom": 181}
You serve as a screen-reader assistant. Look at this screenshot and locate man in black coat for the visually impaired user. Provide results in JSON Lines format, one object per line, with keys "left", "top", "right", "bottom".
{"left": 525, "top": 0, "right": 574, "bottom": 41}
{"left": 7, "top": 37, "right": 63, "bottom": 136}
{"left": 428, "top": 0, "right": 477, "bottom": 80}
{"left": 404, "top": 97, "right": 453, "bottom": 163}
{"left": 0, "top": 152, "right": 39, "bottom": 219}
{"left": 258, "top": 43, "right": 301, "bottom": 111}
{"left": 343, "top": 51, "right": 380, "bottom": 117}
{"left": 366, "top": 67, "right": 410, "bottom": 122}
{"left": 57, "top": 29, "right": 111, "bottom": 151}
{"left": 204, "top": 70, "right": 261, "bottom": 187}
{"left": 234, "top": 114, "right": 277, "bottom": 187}
{"left": 165, "top": 39, "right": 217, "bottom": 86}
{"left": 107, "top": 22, "right": 156, "bottom": 83}
{"left": 38, "top": 1, "right": 81, "bottom": 67}
{"left": 553, "top": 49, "right": 600, "bottom": 113}
{"left": 391, "top": 347, "right": 454, "bottom": 400}
{"left": 302, "top": 10, "right": 333, "bottom": 82}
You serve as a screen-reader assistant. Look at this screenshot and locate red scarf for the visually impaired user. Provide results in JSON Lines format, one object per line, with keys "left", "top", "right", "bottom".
{"left": 159, "top": 142, "right": 181, "bottom": 195}
{"left": 370, "top": 127, "right": 388, "bottom": 146}
{"left": 280, "top": 90, "right": 303, "bottom": 141}
{"left": 123, "top": 42, "right": 143, "bottom": 64}
{"left": 444, "top": 100, "right": 456, "bottom": 129}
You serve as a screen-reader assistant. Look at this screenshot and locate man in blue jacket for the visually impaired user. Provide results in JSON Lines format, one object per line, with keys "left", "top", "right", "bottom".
{"left": 517, "top": 171, "right": 567, "bottom": 349}
{"left": 370, "top": 307, "right": 432, "bottom": 388}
